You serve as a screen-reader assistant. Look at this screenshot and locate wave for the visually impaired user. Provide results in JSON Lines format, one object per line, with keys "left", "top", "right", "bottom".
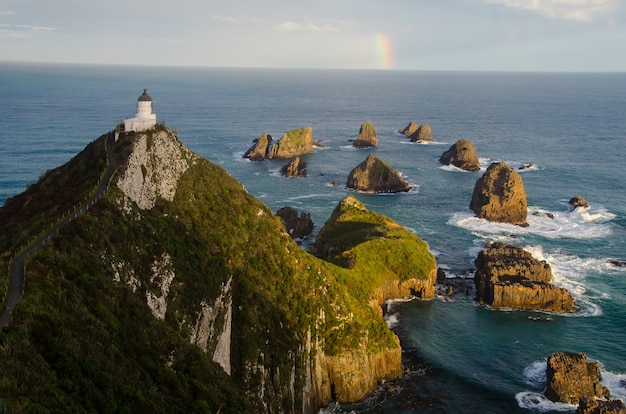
{"left": 477, "top": 157, "right": 540, "bottom": 173}
{"left": 449, "top": 205, "right": 615, "bottom": 240}
{"left": 516, "top": 359, "right": 626, "bottom": 411}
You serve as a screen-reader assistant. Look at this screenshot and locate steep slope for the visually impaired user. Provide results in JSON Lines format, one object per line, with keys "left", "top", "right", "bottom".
{"left": 0, "top": 126, "right": 435, "bottom": 413}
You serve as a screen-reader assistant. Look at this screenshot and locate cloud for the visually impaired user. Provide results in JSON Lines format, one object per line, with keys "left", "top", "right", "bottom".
{"left": 212, "top": 15, "right": 260, "bottom": 25}
{"left": 0, "top": 24, "right": 57, "bottom": 38}
{"left": 275, "top": 19, "right": 355, "bottom": 32}
{"left": 484, "top": 0, "right": 619, "bottom": 22}
{"left": 0, "top": 10, "right": 16, "bottom": 15}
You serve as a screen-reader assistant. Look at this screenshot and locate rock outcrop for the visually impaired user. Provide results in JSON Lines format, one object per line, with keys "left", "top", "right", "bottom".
{"left": 408, "top": 123, "right": 433, "bottom": 142}
{"left": 399, "top": 121, "right": 419, "bottom": 137}
{"left": 346, "top": 154, "right": 411, "bottom": 193}
{"left": 268, "top": 126, "right": 315, "bottom": 159}
{"left": 569, "top": 195, "right": 589, "bottom": 209}
{"left": 545, "top": 352, "right": 610, "bottom": 404}
{"left": 276, "top": 206, "right": 314, "bottom": 239}
{"left": 470, "top": 161, "right": 528, "bottom": 226}
{"left": 439, "top": 139, "right": 480, "bottom": 171}
{"left": 281, "top": 156, "right": 307, "bottom": 177}
{"left": 117, "top": 127, "right": 199, "bottom": 210}
{"left": 353, "top": 121, "right": 378, "bottom": 148}
{"left": 243, "top": 132, "right": 273, "bottom": 161}
{"left": 474, "top": 242, "right": 576, "bottom": 312}
{"left": 577, "top": 397, "right": 626, "bottom": 414}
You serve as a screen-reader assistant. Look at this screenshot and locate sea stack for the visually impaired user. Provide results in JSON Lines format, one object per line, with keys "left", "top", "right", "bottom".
{"left": 474, "top": 242, "right": 576, "bottom": 312}
{"left": 439, "top": 139, "right": 480, "bottom": 171}
{"left": 346, "top": 154, "right": 411, "bottom": 193}
{"left": 353, "top": 121, "right": 378, "bottom": 148}
{"left": 470, "top": 161, "right": 528, "bottom": 226}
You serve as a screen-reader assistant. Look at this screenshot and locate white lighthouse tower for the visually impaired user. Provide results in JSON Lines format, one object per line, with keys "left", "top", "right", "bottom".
{"left": 123, "top": 89, "right": 157, "bottom": 132}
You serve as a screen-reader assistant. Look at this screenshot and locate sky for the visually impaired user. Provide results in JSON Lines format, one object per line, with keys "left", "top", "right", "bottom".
{"left": 1, "top": 0, "right": 625, "bottom": 71}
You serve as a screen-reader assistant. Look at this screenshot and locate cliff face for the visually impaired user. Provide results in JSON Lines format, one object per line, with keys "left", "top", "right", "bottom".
{"left": 0, "top": 127, "right": 430, "bottom": 413}
{"left": 470, "top": 161, "right": 528, "bottom": 226}
{"left": 474, "top": 242, "right": 576, "bottom": 312}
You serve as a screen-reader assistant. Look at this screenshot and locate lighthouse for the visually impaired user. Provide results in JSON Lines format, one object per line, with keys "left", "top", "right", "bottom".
{"left": 123, "top": 89, "right": 157, "bottom": 132}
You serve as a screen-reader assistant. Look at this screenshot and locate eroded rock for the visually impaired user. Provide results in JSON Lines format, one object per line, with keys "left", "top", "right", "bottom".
{"left": 276, "top": 206, "right": 313, "bottom": 240}
{"left": 474, "top": 242, "right": 576, "bottom": 312}
{"left": 569, "top": 195, "right": 590, "bottom": 209}
{"left": 545, "top": 352, "right": 610, "bottom": 404}
{"left": 470, "top": 161, "right": 528, "bottom": 226}
{"left": 439, "top": 139, "right": 480, "bottom": 171}
{"left": 408, "top": 123, "right": 433, "bottom": 142}
{"left": 281, "top": 156, "right": 307, "bottom": 177}
{"left": 354, "top": 121, "right": 378, "bottom": 148}
{"left": 243, "top": 132, "right": 272, "bottom": 161}
{"left": 346, "top": 154, "right": 411, "bottom": 193}
{"left": 268, "top": 126, "right": 315, "bottom": 159}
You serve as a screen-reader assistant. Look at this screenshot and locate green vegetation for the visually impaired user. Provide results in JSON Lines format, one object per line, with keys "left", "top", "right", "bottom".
{"left": 0, "top": 127, "right": 434, "bottom": 412}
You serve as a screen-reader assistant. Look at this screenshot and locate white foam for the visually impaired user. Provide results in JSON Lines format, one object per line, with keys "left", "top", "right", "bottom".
{"left": 515, "top": 392, "right": 576, "bottom": 412}
{"left": 523, "top": 359, "right": 547, "bottom": 388}
{"left": 438, "top": 164, "right": 475, "bottom": 173}
{"left": 449, "top": 205, "right": 614, "bottom": 240}
{"left": 385, "top": 313, "right": 400, "bottom": 328}
{"left": 517, "top": 359, "right": 626, "bottom": 410}
{"left": 602, "top": 370, "right": 626, "bottom": 403}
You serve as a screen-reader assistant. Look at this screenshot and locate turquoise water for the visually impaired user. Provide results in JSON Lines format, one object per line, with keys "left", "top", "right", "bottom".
{"left": 1, "top": 63, "right": 625, "bottom": 413}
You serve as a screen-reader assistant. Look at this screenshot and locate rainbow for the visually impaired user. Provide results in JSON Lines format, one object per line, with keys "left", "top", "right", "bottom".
{"left": 375, "top": 33, "right": 394, "bottom": 70}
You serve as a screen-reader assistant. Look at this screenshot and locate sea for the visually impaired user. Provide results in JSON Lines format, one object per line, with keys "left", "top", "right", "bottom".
{"left": 1, "top": 62, "right": 625, "bottom": 413}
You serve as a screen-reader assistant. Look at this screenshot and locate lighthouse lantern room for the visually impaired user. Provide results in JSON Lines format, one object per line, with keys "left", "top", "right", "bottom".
{"left": 123, "top": 89, "right": 157, "bottom": 133}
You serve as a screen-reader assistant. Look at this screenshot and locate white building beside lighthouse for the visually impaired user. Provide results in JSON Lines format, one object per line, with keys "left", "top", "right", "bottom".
{"left": 123, "top": 89, "right": 157, "bottom": 132}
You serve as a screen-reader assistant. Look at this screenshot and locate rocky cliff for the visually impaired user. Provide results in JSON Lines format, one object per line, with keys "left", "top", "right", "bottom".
{"left": 346, "top": 154, "right": 411, "bottom": 193}
{"left": 353, "top": 121, "right": 378, "bottom": 148}
{"left": 0, "top": 126, "right": 434, "bottom": 413}
{"left": 399, "top": 121, "right": 419, "bottom": 137}
{"left": 470, "top": 161, "right": 528, "bottom": 226}
{"left": 439, "top": 139, "right": 480, "bottom": 171}
{"left": 474, "top": 242, "right": 576, "bottom": 312}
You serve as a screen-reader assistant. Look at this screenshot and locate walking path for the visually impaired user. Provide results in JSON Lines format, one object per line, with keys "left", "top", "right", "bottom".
{"left": 0, "top": 133, "right": 118, "bottom": 327}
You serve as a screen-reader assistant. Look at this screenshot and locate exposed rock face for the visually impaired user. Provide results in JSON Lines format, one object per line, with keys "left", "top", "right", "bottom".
{"left": 474, "top": 242, "right": 576, "bottom": 312}
{"left": 399, "top": 121, "right": 419, "bottom": 137}
{"left": 276, "top": 206, "right": 314, "bottom": 239}
{"left": 439, "top": 139, "right": 480, "bottom": 171}
{"left": 117, "top": 127, "right": 199, "bottom": 210}
{"left": 346, "top": 154, "right": 411, "bottom": 193}
{"left": 268, "top": 126, "right": 315, "bottom": 159}
{"left": 577, "top": 397, "right": 626, "bottom": 414}
{"left": 569, "top": 195, "right": 590, "bottom": 209}
{"left": 408, "top": 123, "right": 433, "bottom": 142}
{"left": 545, "top": 352, "right": 610, "bottom": 404}
{"left": 470, "top": 161, "right": 528, "bottom": 226}
{"left": 281, "top": 156, "right": 307, "bottom": 177}
{"left": 243, "top": 132, "right": 273, "bottom": 161}
{"left": 354, "top": 121, "right": 378, "bottom": 148}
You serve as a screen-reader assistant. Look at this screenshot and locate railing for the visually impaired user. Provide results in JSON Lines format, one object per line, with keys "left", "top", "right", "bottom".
{"left": 0, "top": 132, "right": 118, "bottom": 327}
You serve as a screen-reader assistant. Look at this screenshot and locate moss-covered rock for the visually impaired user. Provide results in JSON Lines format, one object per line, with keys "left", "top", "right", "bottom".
{"left": 268, "top": 126, "right": 315, "bottom": 159}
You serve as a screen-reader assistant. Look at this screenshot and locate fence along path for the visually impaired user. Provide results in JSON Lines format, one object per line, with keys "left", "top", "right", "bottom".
{"left": 0, "top": 133, "right": 118, "bottom": 327}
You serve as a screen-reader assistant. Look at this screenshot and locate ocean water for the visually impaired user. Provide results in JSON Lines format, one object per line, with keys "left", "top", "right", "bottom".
{"left": 1, "top": 62, "right": 625, "bottom": 413}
